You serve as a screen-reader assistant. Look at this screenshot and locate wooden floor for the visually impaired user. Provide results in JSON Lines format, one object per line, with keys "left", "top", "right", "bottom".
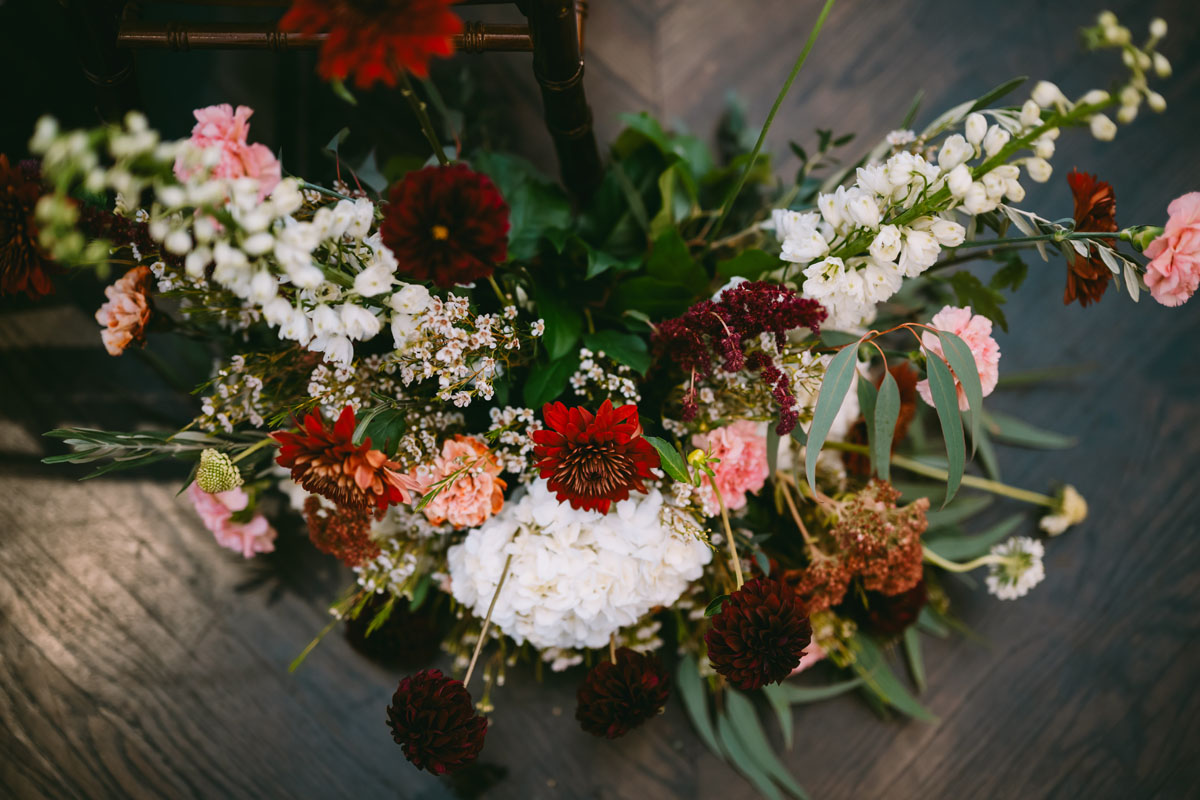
{"left": 2, "top": 1, "right": 1199, "bottom": 798}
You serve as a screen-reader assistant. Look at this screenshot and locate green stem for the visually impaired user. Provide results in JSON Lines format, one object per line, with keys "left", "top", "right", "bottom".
{"left": 711, "top": 480, "right": 744, "bottom": 590}
{"left": 231, "top": 435, "right": 276, "bottom": 464}
{"left": 823, "top": 441, "right": 1055, "bottom": 506}
{"left": 959, "top": 231, "right": 1119, "bottom": 249}
{"left": 464, "top": 552, "right": 513, "bottom": 688}
{"left": 922, "top": 546, "right": 1004, "bottom": 573}
{"left": 705, "top": 0, "right": 837, "bottom": 243}
{"left": 297, "top": 180, "right": 355, "bottom": 202}
{"left": 399, "top": 72, "right": 450, "bottom": 166}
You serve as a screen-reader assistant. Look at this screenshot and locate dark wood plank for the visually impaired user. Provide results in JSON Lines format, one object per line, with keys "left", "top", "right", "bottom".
{"left": 2, "top": 0, "right": 1199, "bottom": 798}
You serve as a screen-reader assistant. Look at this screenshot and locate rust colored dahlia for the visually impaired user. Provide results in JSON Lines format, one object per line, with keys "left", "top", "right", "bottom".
{"left": 302, "top": 495, "right": 381, "bottom": 567}
{"left": 1064, "top": 169, "right": 1118, "bottom": 307}
{"left": 0, "top": 155, "right": 55, "bottom": 298}
{"left": 279, "top": 0, "right": 462, "bottom": 88}
{"left": 531, "top": 399, "right": 660, "bottom": 514}
{"left": 380, "top": 164, "right": 509, "bottom": 288}
{"left": 575, "top": 648, "right": 670, "bottom": 739}
{"left": 705, "top": 577, "right": 812, "bottom": 690}
{"left": 272, "top": 404, "right": 422, "bottom": 510}
{"left": 386, "top": 669, "right": 487, "bottom": 774}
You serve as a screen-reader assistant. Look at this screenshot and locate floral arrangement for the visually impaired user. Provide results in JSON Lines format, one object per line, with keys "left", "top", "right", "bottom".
{"left": 7, "top": 4, "right": 1194, "bottom": 795}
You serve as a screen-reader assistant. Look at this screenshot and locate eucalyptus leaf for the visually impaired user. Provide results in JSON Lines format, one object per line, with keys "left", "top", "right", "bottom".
{"left": 717, "top": 715, "right": 783, "bottom": 800}
{"left": 925, "top": 513, "right": 1024, "bottom": 561}
{"left": 851, "top": 635, "right": 937, "bottom": 721}
{"left": 724, "top": 691, "right": 809, "bottom": 799}
{"left": 923, "top": 347, "right": 965, "bottom": 504}
{"left": 676, "top": 654, "right": 722, "bottom": 758}
{"left": 924, "top": 494, "right": 991, "bottom": 529}
{"left": 873, "top": 369, "right": 900, "bottom": 482}
{"left": 983, "top": 410, "right": 1077, "bottom": 449}
{"left": 762, "top": 683, "right": 795, "bottom": 749}
{"left": 1123, "top": 261, "right": 1141, "bottom": 302}
{"left": 779, "top": 678, "right": 864, "bottom": 704}
{"left": 903, "top": 627, "right": 926, "bottom": 692}
{"left": 936, "top": 331, "right": 984, "bottom": 455}
{"left": 805, "top": 343, "right": 860, "bottom": 491}
{"left": 856, "top": 375, "right": 878, "bottom": 476}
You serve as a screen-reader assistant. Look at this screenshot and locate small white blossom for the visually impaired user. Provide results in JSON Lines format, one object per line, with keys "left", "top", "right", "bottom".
{"left": 986, "top": 537, "right": 1046, "bottom": 600}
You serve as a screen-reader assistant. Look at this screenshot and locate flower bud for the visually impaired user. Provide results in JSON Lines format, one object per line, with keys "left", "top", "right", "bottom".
{"left": 1146, "top": 91, "right": 1166, "bottom": 113}
{"left": 1106, "top": 25, "right": 1130, "bottom": 45}
{"left": 1116, "top": 105, "right": 1137, "bottom": 124}
{"left": 196, "top": 448, "right": 243, "bottom": 494}
{"left": 1025, "top": 157, "right": 1052, "bottom": 183}
{"left": 1149, "top": 18, "right": 1167, "bottom": 38}
{"left": 1019, "top": 100, "right": 1042, "bottom": 129}
{"left": 1089, "top": 114, "right": 1117, "bottom": 141}
{"left": 1097, "top": 11, "right": 1117, "bottom": 27}
{"left": 1038, "top": 485, "right": 1087, "bottom": 536}
{"left": 937, "top": 133, "right": 972, "bottom": 170}
{"left": 1034, "top": 137, "right": 1056, "bottom": 160}
{"left": 946, "top": 164, "right": 972, "bottom": 198}
{"left": 1153, "top": 52, "right": 1172, "bottom": 78}
{"left": 1121, "top": 225, "right": 1164, "bottom": 252}
{"left": 1080, "top": 89, "right": 1110, "bottom": 106}
{"left": 964, "top": 112, "right": 987, "bottom": 145}
{"left": 962, "top": 183, "right": 994, "bottom": 215}
{"left": 1004, "top": 179, "right": 1025, "bottom": 203}
{"left": 982, "top": 126, "right": 1010, "bottom": 158}
{"left": 1031, "top": 81, "right": 1064, "bottom": 108}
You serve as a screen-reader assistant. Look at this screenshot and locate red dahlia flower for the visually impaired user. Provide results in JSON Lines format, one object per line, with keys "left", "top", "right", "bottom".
{"left": 279, "top": 0, "right": 462, "bottom": 88}
{"left": 531, "top": 399, "right": 660, "bottom": 514}
{"left": 272, "top": 405, "right": 422, "bottom": 510}
{"left": 1064, "top": 169, "right": 1118, "bottom": 307}
{"left": 575, "top": 648, "right": 670, "bottom": 739}
{"left": 386, "top": 669, "right": 487, "bottom": 774}
{"left": 705, "top": 577, "right": 812, "bottom": 690}
{"left": 380, "top": 164, "right": 510, "bottom": 288}
{"left": 0, "top": 155, "right": 55, "bottom": 298}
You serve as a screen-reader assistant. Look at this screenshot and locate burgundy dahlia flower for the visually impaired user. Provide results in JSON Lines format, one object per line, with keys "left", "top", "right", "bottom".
{"left": 575, "top": 648, "right": 670, "bottom": 739}
{"left": 705, "top": 577, "right": 812, "bottom": 690}
{"left": 386, "top": 669, "right": 488, "bottom": 774}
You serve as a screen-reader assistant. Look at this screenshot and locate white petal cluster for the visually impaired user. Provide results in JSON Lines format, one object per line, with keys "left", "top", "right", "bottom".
{"left": 446, "top": 480, "right": 712, "bottom": 650}
{"left": 985, "top": 536, "right": 1046, "bottom": 600}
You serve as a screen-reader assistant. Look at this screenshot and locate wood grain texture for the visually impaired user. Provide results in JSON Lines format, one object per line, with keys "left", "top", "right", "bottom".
{"left": 2, "top": 1, "right": 1199, "bottom": 798}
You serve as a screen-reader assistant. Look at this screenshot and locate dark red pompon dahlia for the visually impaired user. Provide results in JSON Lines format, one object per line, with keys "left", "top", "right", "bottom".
{"left": 705, "top": 577, "right": 812, "bottom": 690}
{"left": 575, "top": 648, "right": 670, "bottom": 739}
{"left": 380, "top": 164, "right": 509, "bottom": 288}
{"left": 0, "top": 155, "right": 55, "bottom": 299}
{"left": 279, "top": 0, "right": 462, "bottom": 88}
{"left": 386, "top": 669, "right": 487, "bottom": 774}
{"left": 1063, "top": 169, "right": 1117, "bottom": 307}
{"left": 531, "top": 399, "right": 660, "bottom": 514}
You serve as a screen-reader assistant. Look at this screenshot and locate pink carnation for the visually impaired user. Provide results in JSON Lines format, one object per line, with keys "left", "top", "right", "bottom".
{"left": 187, "top": 483, "right": 277, "bottom": 558}
{"left": 173, "top": 104, "right": 281, "bottom": 198}
{"left": 413, "top": 435, "right": 506, "bottom": 529}
{"left": 1144, "top": 191, "right": 1200, "bottom": 307}
{"left": 691, "top": 421, "right": 769, "bottom": 517}
{"left": 917, "top": 305, "right": 1000, "bottom": 411}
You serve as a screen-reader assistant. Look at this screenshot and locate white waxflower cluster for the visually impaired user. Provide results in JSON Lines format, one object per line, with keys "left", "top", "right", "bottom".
{"left": 197, "top": 354, "right": 266, "bottom": 431}
{"left": 354, "top": 538, "right": 421, "bottom": 597}
{"left": 986, "top": 536, "right": 1046, "bottom": 600}
{"left": 446, "top": 480, "right": 713, "bottom": 650}
{"left": 305, "top": 354, "right": 401, "bottom": 420}
{"left": 569, "top": 347, "right": 641, "bottom": 403}
{"left": 371, "top": 501, "right": 453, "bottom": 542}
{"left": 486, "top": 406, "right": 543, "bottom": 480}
{"left": 392, "top": 291, "right": 544, "bottom": 407}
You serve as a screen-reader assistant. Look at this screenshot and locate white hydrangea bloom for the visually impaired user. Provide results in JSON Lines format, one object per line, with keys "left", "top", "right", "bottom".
{"left": 446, "top": 480, "right": 712, "bottom": 650}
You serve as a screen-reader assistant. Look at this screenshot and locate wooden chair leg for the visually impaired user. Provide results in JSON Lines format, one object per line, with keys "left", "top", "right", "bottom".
{"left": 60, "top": 0, "right": 141, "bottom": 122}
{"left": 523, "top": 0, "right": 602, "bottom": 201}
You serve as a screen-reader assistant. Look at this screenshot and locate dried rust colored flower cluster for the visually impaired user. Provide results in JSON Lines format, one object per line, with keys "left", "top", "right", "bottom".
{"left": 532, "top": 399, "right": 660, "bottom": 513}
{"left": 653, "top": 281, "right": 826, "bottom": 434}
{"left": 705, "top": 577, "right": 812, "bottom": 690}
{"left": 273, "top": 405, "right": 422, "bottom": 510}
{"left": 386, "top": 669, "right": 487, "bottom": 774}
{"left": 1064, "top": 169, "right": 1118, "bottom": 307}
{"left": 381, "top": 164, "right": 510, "bottom": 288}
{"left": 279, "top": 0, "right": 462, "bottom": 88}
{"left": 303, "top": 496, "right": 382, "bottom": 567}
{"left": 0, "top": 155, "right": 55, "bottom": 298}
{"left": 575, "top": 648, "right": 671, "bottom": 739}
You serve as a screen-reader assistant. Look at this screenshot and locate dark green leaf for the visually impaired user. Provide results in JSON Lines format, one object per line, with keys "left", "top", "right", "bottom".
{"left": 903, "top": 627, "right": 926, "bottom": 692}
{"left": 329, "top": 78, "right": 358, "bottom": 106}
{"left": 967, "top": 410, "right": 1001, "bottom": 479}
{"left": 523, "top": 352, "right": 581, "bottom": 409}
{"left": 717, "top": 714, "right": 783, "bottom": 800}
{"left": 968, "top": 76, "right": 1029, "bottom": 112}
{"left": 611, "top": 276, "right": 700, "bottom": 319}
{"left": 947, "top": 271, "right": 1009, "bottom": 331}
{"left": 924, "top": 494, "right": 991, "bottom": 529}
{"left": 753, "top": 550, "right": 771, "bottom": 577}
{"left": 364, "top": 596, "right": 396, "bottom": 636}
{"left": 642, "top": 435, "right": 691, "bottom": 484}
{"left": 925, "top": 513, "right": 1024, "bottom": 561}
{"left": 850, "top": 635, "right": 937, "bottom": 721}
{"left": 704, "top": 595, "right": 730, "bottom": 617}
{"left": 582, "top": 330, "right": 651, "bottom": 375}
{"left": 916, "top": 606, "right": 951, "bottom": 638}
{"left": 530, "top": 287, "right": 582, "bottom": 361}
{"left": 805, "top": 343, "right": 861, "bottom": 491}
{"left": 472, "top": 151, "right": 572, "bottom": 261}
{"left": 989, "top": 255, "right": 1028, "bottom": 291}
{"left": 819, "top": 329, "right": 861, "bottom": 347}
{"left": 586, "top": 248, "right": 641, "bottom": 279}
{"left": 646, "top": 229, "right": 707, "bottom": 294}
{"left": 857, "top": 374, "right": 878, "bottom": 476}
{"left": 937, "top": 331, "right": 984, "bottom": 455}
{"left": 766, "top": 426, "right": 780, "bottom": 479}
{"left": 874, "top": 368, "right": 900, "bottom": 482}
{"left": 716, "top": 249, "right": 779, "bottom": 280}
{"left": 676, "top": 654, "right": 722, "bottom": 758}
{"left": 924, "top": 346, "right": 965, "bottom": 504}
{"left": 724, "top": 691, "right": 809, "bottom": 799}
{"left": 408, "top": 574, "right": 432, "bottom": 611}
{"left": 983, "top": 410, "right": 1077, "bottom": 449}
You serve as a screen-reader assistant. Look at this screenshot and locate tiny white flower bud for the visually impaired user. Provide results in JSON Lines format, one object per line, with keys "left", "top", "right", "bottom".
{"left": 124, "top": 111, "right": 148, "bottom": 133}
{"left": 938, "top": 133, "right": 972, "bottom": 171}
{"left": 1090, "top": 114, "right": 1117, "bottom": 141}
{"left": 964, "top": 112, "right": 988, "bottom": 146}
{"left": 1106, "top": 25, "right": 1130, "bottom": 45}
{"left": 1019, "top": 99, "right": 1042, "bottom": 129}
{"left": 1119, "top": 86, "right": 1140, "bottom": 107}
{"left": 1031, "top": 81, "right": 1064, "bottom": 108}
{"left": 1005, "top": 179, "right": 1026, "bottom": 203}
{"left": 1117, "top": 105, "right": 1138, "bottom": 124}
{"left": 29, "top": 116, "right": 59, "bottom": 153}
{"left": 962, "top": 183, "right": 994, "bottom": 215}
{"left": 242, "top": 232, "right": 275, "bottom": 257}
{"left": 1149, "top": 18, "right": 1167, "bottom": 38}
{"left": 982, "top": 126, "right": 1010, "bottom": 158}
{"left": 1080, "top": 89, "right": 1110, "bottom": 106}
{"left": 930, "top": 219, "right": 966, "bottom": 247}
{"left": 1034, "top": 137, "right": 1056, "bottom": 160}
{"left": 1025, "top": 157, "right": 1053, "bottom": 183}
{"left": 1153, "top": 52, "right": 1172, "bottom": 78}
{"left": 1146, "top": 91, "right": 1166, "bottom": 113}
{"left": 946, "top": 164, "right": 972, "bottom": 198}
{"left": 164, "top": 229, "right": 193, "bottom": 255}
{"left": 1097, "top": 11, "right": 1117, "bottom": 27}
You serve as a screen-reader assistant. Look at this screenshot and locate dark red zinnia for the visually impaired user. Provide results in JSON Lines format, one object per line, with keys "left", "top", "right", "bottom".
{"left": 279, "top": 0, "right": 462, "bottom": 88}
{"left": 705, "top": 577, "right": 812, "bottom": 690}
{"left": 531, "top": 399, "right": 660, "bottom": 513}
{"left": 380, "top": 164, "right": 509, "bottom": 288}
{"left": 386, "top": 669, "right": 487, "bottom": 774}
{"left": 0, "top": 155, "right": 55, "bottom": 298}
{"left": 1064, "top": 169, "right": 1118, "bottom": 307}
{"left": 575, "top": 648, "right": 670, "bottom": 739}
{"left": 272, "top": 405, "right": 422, "bottom": 510}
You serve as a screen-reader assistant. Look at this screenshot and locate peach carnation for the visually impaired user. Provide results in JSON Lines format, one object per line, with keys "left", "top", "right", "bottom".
{"left": 414, "top": 435, "right": 506, "bottom": 529}
{"left": 187, "top": 483, "right": 277, "bottom": 558}
{"left": 691, "top": 420, "right": 769, "bottom": 517}
{"left": 917, "top": 305, "right": 1000, "bottom": 411}
{"left": 1144, "top": 192, "right": 1200, "bottom": 307}
{"left": 95, "top": 265, "right": 152, "bottom": 356}
{"left": 173, "top": 104, "right": 281, "bottom": 198}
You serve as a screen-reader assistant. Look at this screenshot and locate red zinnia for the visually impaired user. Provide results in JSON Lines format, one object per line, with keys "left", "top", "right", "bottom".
{"left": 386, "top": 669, "right": 487, "bottom": 774}
{"left": 575, "top": 648, "right": 670, "bottom": 739}
{"left": 380, "top": 164, "right": 509, "bottom": 288}
{"left": 279, "top": 0, "right": 462, "bottom": 88}
{"left": 1064, "top": 169, "right": 1118, "bottom": 307}
{"left": 0, "top": 155, "right": 55, "bottom": 299}
{"left": 531, "top": 399, "right": 660, "bottom": 514}
{"left": 272, "top": 404, "right": 422, "bottom": 510}
{"left": 705, "top": 577, "right": 812, "bottom": 690}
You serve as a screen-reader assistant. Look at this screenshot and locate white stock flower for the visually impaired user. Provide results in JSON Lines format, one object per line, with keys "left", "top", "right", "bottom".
{"left": 390, "top": 283, "right": 432, "bottom": 314}
{"left": 962, "top": 182, "right": 995, "bottom": 215}
{"left": 869, "top": 224, "right": 902, "bottom": 263}
{"left": 446, "top": 481, "right": 712, "bottom": 650}
{"left": 964, "top": 112, "right": 987, "bottom": 146}
{"left": 346, "top": 198, "right": 374, "bottom": 239}
{"left": 309, "top": 304, "right": 342, "bottom": 338}
{"left": 338, "top": 304, "right": 382, "bottom": 341}
{"left": 312, "top": 334, "right": 354, "bottom": 366}
{"left": 930, "top": 219, "right": 966, "bottom": 247}
{"left": 817, "top": 187, "right": 846, "bottom": 229}
{"left": 280, "top": 307, "right": 312, "bottom": 345}
{"left": 262, "top": 296, "right": 293, "bottom": 326}
{"left": 354, "top": 263, "right": 395, "bottom": 297}
{"left": 938, "top": 134, "right": 972, "bottom": 171}
{"left": 855, "top": 163, "right": 892, "bottom": 197}
{"left": 845, "top": 191, "right": 882, "bottom": 229}
{"left": 946, "top": 164, "right": 972, "bottom": 198}
{"left": 1019, "top": 99, "right": 1042, "bottom": 129}
{"left": 899, "top": 229, "right": 940, "bottom": 277}
{"left": 391, "top": 313, "right": 419, "bottom": 349}
{"left": 248, "top": 270, "right": 278, "bottom": 304}
{"left": 270, "top": 178, "right": 304, "bottom": 216}
{"left": 241, "top": 231, "right": 274, "bottom": 256}
{"left": 861, "top": 260, "right": 902, "bottom": 303}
